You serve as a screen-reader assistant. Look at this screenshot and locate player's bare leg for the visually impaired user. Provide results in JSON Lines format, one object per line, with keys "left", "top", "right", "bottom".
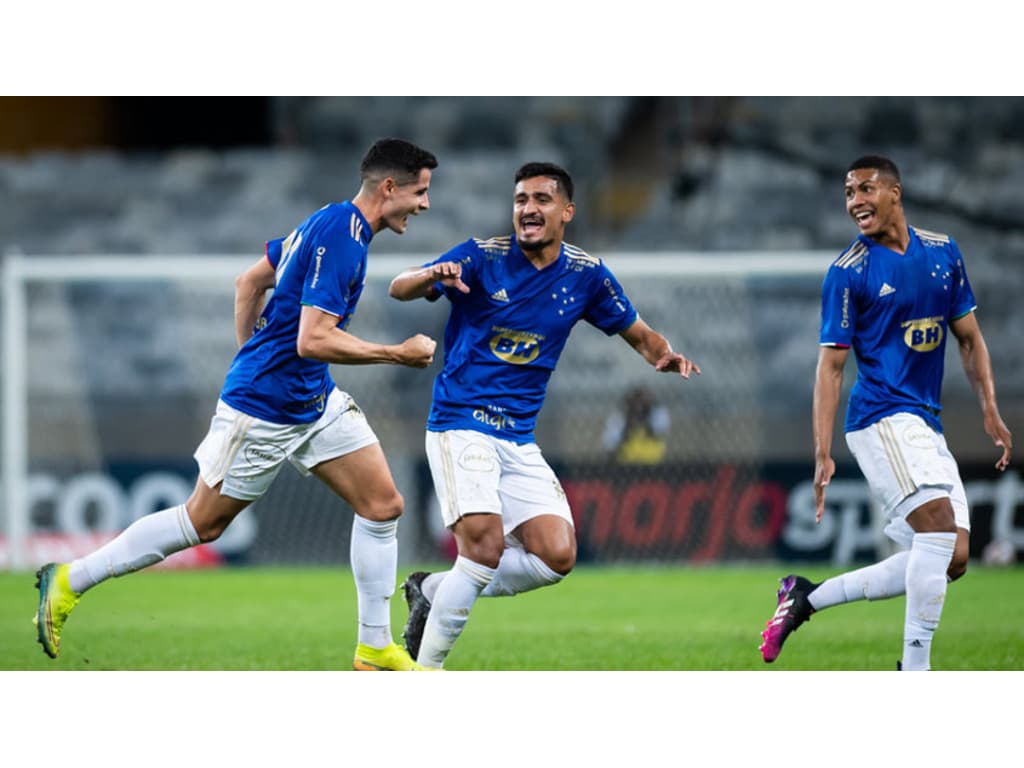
{"left": 35, "top": 478, "right": 247, "bottom": 658}
{"left": 415, "top": 513, "right": 502, "bottom": 668}
{"left": 479, "top": 514, "right": 575, "bottom": 596}
{"left": 313, "top": 445, "right": 420, "bottom": 670}
{"left": 403, "top": 514, "right": 574, "bottom": 658}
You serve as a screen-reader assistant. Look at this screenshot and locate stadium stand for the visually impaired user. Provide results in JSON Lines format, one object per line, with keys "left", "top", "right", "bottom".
{"left": 3, "top": 97, "right": 1022, "bottom": 469}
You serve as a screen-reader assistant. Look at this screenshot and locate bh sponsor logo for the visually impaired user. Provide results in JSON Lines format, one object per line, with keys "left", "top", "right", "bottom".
{"left": 902, "top": 316, "right": 944, "bottom": 352}
{"left": 489, "top": 326, "right": 542, "bottom": 364}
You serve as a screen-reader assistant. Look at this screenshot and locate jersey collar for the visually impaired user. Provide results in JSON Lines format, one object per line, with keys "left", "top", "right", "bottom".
{"left": 510, "top": 234, "right": 565, "bottom": 272}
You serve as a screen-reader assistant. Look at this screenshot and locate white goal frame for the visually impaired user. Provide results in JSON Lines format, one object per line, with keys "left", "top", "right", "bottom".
{"left": 2, "top": 250, "right": 830, "bottom": 570}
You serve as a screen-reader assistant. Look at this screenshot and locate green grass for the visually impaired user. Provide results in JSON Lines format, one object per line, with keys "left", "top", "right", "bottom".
{"left": 2, "top": 564, "right": 1022, "bottom": 670}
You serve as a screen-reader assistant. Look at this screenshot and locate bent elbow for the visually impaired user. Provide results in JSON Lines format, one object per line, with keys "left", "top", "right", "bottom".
{"left": 296, "top": 334, "right": 320, "bottom": 360}
{"left": 389, "top": 279, "right": 413, "bottom": 301}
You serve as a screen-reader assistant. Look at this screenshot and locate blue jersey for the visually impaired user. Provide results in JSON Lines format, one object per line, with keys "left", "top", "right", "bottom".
{"left": 425, "top": 235, "right": 638, "bottom": 443}
{"left": 220, "top": 201, "right": 371, "bottom": 424}
{"left": 820, "top": 226, "right": 976, "bottom": 434}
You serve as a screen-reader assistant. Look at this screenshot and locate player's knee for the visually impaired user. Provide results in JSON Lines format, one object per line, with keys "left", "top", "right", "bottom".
{"left": 466, "top": 542, "right": 504, "bottom": 569}
{"left": 530, "top": 526, "right": 576, "bottom": 575}
{"left": 541, "top": 542, "right": 576, "bottom": 576}
{"left": 194, "top": 516, "right": 229, "bottom": 543}
{"left": 360, "top": 490, "right": 404, "bottom": 522}
{"left": 459, "top": 533, "right": 505, "bottom": 569}
{"left": 185, "top": 501, "right": 229, "bottom": 542}
{"left": 948, "top": 554, "right": 968, "bottom": 582}
{"left": 948, "top": 530, "right": 969, "bottom": 581}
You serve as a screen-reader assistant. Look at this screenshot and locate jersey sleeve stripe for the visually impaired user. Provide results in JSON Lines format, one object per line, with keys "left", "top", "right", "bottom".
{"left": 301, "top": 302, "right": 342, "bottom": 318}
{"left": 911, "top": 226, "right": 951, "bottom": 244}
{"left": 834, "top": 241, "right": 867, "bottom": 269}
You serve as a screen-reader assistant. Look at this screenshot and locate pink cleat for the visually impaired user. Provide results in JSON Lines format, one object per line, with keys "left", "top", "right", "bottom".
{"left": 760, "top": 574, "right": 816, "bottom": 663}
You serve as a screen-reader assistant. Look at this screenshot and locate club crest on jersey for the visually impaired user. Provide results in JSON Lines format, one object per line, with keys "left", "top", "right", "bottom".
{"left": 901, "top": 316, "right": 944, "bottom": 352}
{"left": 489, "top": 326, "right": 542, "bottom": 364}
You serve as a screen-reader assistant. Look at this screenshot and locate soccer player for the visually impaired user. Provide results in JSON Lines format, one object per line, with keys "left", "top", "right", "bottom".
{"left": 33, "top": 138, "right": 440, "bottom": 671}
{"left": 388, "top": 161, "right": 701, "bottom": 668}
{"left": 759, "top": 155, "right": 1013, "bottom": 670}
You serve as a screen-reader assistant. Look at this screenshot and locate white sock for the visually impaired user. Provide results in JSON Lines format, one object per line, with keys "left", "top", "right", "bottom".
{"left": 67, "top": 504, "right": 200, "bottom": 594}
{"left": 420, "top": 571, "right": 445, "bottom": 603}
{"left": 351, "top": 515, "right": 398, "bottom": 648}
{"left": 902, "top": 532, "right": 956, "bottom": 671}
{"left": 808, "top": 551, "right": 911, "bottom": 611}
{"left": 480, "top": 546, "right": 563, "bottom": 596}
{"left": 421, "top": 548, "right": 564, "bottom": 602}
{"left": 417, "top": 556, "right": 496, "bottom": 668}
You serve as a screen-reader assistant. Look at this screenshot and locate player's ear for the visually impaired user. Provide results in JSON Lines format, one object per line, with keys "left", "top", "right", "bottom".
{"left": 381, "top": 176, "right": 396, "bottom": 197}
{"left": 562, "top": 201, "right": 576, "bottom": 224}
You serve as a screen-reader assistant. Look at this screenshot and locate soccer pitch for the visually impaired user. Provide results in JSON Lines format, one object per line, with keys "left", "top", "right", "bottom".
{"left": 2, "top": 564, "right": 1021, "bottom": 671}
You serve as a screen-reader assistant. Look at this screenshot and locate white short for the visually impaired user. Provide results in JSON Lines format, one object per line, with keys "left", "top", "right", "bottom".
{"left": 845, "top": 412, "right": 969, "bottom": 548}
{"left": 424, "top": 429, "right": 573, "bottom": 536}
{"left": 194, "top": 388, "right": 378, "bottom": 501}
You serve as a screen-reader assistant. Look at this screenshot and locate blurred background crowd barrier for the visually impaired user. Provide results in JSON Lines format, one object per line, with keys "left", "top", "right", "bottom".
{"left": 1, "top": 96, "right": 1021, "bottom": 570}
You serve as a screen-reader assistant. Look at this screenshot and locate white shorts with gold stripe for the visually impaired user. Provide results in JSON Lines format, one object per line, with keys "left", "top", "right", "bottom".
{"left": 845, "top": 412, "right": 969, "bottom": 548}
{"left": 425, "top": 429, "right": 573, "bottom": 536}
{"left": 194, "top": 388, "right": 378, "bottom": 501}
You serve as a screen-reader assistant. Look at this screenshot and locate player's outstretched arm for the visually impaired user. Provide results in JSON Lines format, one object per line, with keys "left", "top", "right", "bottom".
{"left": 951, "top": 312, "right": 1013, "bottom": 470}
{"left": 619, "top": 318, "right": 700, "bottom": 378}
{"left": 297, "top": 305, "right": 436, "bottom": 367}
{"left": 234, "top": 256, "right": 277, "bottom": 347}
{"left": 813, "top": 346, "right": 847, "bottom": 522}
{"left": 389, "top": 263, "right": 469, "bottom": 301}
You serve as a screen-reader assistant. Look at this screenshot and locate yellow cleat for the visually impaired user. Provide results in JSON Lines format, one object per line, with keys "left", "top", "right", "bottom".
{"left": 352, "top": 641, "right": 424, "bottom": 671}
{"left": 33, "top": 563, "right": 80, "bottom": 659}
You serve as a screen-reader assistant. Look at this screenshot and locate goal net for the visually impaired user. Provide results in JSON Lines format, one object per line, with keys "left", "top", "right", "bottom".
{"left": 6, "top": 250, "right": 1014, "bottom": 571}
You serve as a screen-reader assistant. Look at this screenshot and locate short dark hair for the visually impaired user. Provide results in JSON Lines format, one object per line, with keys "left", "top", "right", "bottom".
{"left": 514, "top": 162, "right": 574, "bottom": 201}
{"left": 361, "top": 138, "right": 438, "bottom": 185}
{"left": 847, "top": 155, "right": 901, "bottom": 185}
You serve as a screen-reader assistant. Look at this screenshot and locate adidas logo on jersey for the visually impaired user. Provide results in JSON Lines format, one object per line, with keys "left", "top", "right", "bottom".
{"left": 879, "top": 282, "right": 896, "bottom": 297}
{"left": 490, "top": 288, "right": 510, "bottom": 302}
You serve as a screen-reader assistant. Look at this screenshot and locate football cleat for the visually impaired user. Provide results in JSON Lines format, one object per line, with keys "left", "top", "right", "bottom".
{"left": 352, "top": 641, "right": 423, "bottom": 671}
{"left": 33, "top": 563, "right": 80, "bottom": 659}
{"left": 400, "top": 571, "right": 432, "bottom": 661}
{"left": 759, "top": 574, "right": 817, "bottom": 663}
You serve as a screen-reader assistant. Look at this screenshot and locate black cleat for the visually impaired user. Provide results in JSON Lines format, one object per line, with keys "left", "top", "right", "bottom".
{"left": 401, "top": 571, "right": 432, "bottom": 661}
{"left": 759, "top": 574, "right": 817, "bottom": 663}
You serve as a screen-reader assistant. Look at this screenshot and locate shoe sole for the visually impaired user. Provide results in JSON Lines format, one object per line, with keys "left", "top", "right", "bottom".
{"left": 400, "top": 573, "right": 430, "bottom": 660}
{"left": 352, "top": 659, "right": 391, "bottom": 671}
{"left": 34, "top": 566, "right": 59, "bottom": 659}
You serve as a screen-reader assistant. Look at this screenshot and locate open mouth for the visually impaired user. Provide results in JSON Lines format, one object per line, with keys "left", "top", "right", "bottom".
{"left": 520, "top": 218, "right": 543, "bottom": 236}
{"left": 853, "top": 210, "right": 875, "bottom": 229}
